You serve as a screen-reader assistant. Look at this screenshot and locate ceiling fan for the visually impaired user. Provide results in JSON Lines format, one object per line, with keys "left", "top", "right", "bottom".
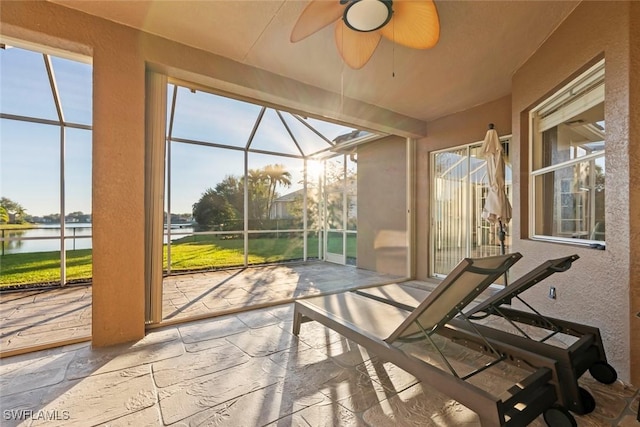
{"left": 290, "top": 0, "right": 440, "bottom": 69}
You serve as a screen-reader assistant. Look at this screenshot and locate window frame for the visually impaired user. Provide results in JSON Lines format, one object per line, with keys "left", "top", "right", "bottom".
{"left": 528, "top": 59, "right": 605, "bottom": 245}
{"left": 0, "top": 40, "right": 93, "bottom": 288}
{"left": 429, "top": 136, "right": 512, "bottom": 279}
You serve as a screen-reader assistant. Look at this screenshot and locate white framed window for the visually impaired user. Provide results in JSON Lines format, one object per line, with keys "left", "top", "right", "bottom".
{"left": 529, "top": 59, "right": 605, "bottom": 244}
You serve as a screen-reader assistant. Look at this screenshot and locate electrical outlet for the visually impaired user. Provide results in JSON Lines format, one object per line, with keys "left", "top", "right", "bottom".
{"left": 549, "top": 286, "right": 556, "bottom": 300}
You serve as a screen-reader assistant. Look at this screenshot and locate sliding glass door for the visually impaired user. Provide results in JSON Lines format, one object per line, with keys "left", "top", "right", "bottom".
{"left": 431, "top": 139, "right": 511, "bottom": 278}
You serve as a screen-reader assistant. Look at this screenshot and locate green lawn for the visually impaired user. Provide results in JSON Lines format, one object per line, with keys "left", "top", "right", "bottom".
{"left": 0, "top": 234, "right": 357, "bottom": 287}
{"left": 0, "top": 223, "right": 36, "bottom": 230}
{"left": 0, "top": 249, "right": 92, "bottom": 286}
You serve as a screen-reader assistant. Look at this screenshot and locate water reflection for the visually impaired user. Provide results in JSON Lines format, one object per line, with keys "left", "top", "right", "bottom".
{"left": 1, "top": 224, "right": 196, "bottom": 254}
{"left": 1, "top": 224, "right": 91, "bottom": 254}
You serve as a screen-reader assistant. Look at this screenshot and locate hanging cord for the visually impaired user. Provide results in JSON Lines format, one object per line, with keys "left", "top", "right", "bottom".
{"left": 341, "top": 67, "right": 345, "bottom": 114}
{"left": 340, "top": 24, "right": 345, "bottom": 114}
{"left": 392, "top": 16, "right": 396, "bottom": 77}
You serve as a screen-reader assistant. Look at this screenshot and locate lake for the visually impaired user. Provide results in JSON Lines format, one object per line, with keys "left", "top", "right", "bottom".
{"left": 0, "top": 224, "right": 195, "bottom": 254}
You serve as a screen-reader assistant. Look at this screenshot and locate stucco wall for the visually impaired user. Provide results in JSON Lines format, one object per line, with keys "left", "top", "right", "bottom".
{"left": 357, "top": 136, "right": 408, "bottom": 277}
{"left": 415, "top": 95, "right": 512, "bottom": 280}
{"left": 511, "top": 1, "right": 634, "bottom": 382}
{"left": 629, "top": 0, "right": 640, "bottom": 385}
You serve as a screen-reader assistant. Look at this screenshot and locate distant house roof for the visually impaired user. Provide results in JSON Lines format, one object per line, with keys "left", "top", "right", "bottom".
{"left": 274, "top": 188, "right": 304, "bottom": 203}
{"left": 333, "top": 130, "right": 369, "bottom": 144}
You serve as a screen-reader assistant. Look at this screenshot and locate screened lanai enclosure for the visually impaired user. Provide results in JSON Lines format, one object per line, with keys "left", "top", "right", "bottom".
{"left": 0, "top": 44, "right": 93, "bottom": 289}
{"left": 160, "top": 82, "right": 373, "bottom": 275}
{"left": 1, "top": 42, "right": 513, "bottom": 348}
{"left": 0, "top": 44, "right": 379, "bottom": 291}
{"left": 0, "top": 43, "right": 391, "bottom": 353}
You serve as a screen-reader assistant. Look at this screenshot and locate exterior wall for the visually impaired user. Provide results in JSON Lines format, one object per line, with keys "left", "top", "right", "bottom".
{"left": 357, "top": 136, "right": 408, "bottom": 277}
{"left": 629, "top": 0, "right": 640, "bottom": 386}
{"left": 511, "top": 1, "right": 634, "bottom": 382}
{"left": 415, "top": 95, "right": 512, "bottom": 280}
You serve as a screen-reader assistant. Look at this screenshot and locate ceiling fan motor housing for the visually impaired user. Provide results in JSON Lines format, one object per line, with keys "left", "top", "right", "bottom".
{"left": 342, "top": 0, "right": 393, "bottom": 32}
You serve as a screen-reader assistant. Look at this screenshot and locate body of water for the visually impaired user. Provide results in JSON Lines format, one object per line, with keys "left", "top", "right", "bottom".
{"left": 0, "top": 224, "right": 195, "bottom": 254}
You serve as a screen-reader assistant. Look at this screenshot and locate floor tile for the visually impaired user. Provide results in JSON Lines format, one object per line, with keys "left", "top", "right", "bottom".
{"left": 225, "top": 324, "right": 298, "bottom": 357}
{"left": 66, "top": 334, "right": 184, "bottom": 380}
{"left": 34, "top": 366, "right": 155, "bottom": 426}
{"left": 152, "top": 341, "right": 249, "bottom": 387}
{"left": 0, "top": 266, "right": 638, "bottom": 426}
{"left": 157, "top": 358, "right": 285, "bottom": 425}
{"left": 177, "top": 315, "right": 246, "bottom": 343}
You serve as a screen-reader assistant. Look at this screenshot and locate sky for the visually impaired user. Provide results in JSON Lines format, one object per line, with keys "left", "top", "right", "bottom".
{"left": 1, "top": 46, "right": 92, "bottom": 217}
{"left": 1, "top": 46, "right": 359, "bottom": 217}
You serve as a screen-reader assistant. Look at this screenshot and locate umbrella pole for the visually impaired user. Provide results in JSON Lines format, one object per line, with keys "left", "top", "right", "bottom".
{"left": 498, "top": 219, "right": 509, "bottom": 287}
{"left": 498, "top": 219, "right": 506, "bottom": 255}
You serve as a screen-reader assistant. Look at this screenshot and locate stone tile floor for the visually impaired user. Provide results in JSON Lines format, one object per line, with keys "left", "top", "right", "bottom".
{"left": 1, "top": 303, "right": 638, "bottom": 426}
{"left": 1, "top": 264, "right": 639, "bottom": 425}
{"left": 0, "top": 262, "right": 403, "bottom": 354}
{"left": 161, "top": 263, "right": 403, "bottom": 322}
{"left": 0, "top": 286, "right": 92, "bottom": 353}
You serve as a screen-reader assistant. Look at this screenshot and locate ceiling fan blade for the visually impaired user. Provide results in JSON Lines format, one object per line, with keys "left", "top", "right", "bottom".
{"left": 290, "top": 0, "right": 345, "bottom": 43}
{"left": 380, "top": 0, "right": 440, "bottom": 49}
{"left": 335, "top": 21, "right": 382, "bottom": 69}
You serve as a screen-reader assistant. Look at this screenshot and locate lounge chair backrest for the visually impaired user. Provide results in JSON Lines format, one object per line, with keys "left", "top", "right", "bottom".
{"left": 386, "top": 253, "right": 522, "bottom": 343}
{"left": 467, "top": 254, "right": 579, "bottom": 315}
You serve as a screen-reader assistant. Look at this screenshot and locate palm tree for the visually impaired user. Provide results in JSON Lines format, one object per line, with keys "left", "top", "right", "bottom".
{"left": 263, "top": 164, "right": 292, "bottom": 218}
{"left": 247, "top": 168, "right": 269, "bottom": 220}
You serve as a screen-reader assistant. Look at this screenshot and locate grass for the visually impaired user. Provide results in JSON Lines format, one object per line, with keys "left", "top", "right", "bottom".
{"left": 0, "top": 249, "right": 92, "bottom": 287}
{"left": 0, "top": 234, "right": 357, "bottom": 287}
{"left": 0, "top": 223, "right": 37, "bottom": 230}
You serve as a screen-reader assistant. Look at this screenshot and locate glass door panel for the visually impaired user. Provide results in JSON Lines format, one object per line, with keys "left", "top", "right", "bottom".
{"left": 431, "top": 140, "right": 511, "bottom": 278}
{"left": 326, "top": 231, "right": 344, "bottom": 264}
{"left": 324, "top": 156, "right": 346, "bottom": 264}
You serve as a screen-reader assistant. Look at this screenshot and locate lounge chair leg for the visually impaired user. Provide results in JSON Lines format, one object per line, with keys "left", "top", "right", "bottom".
{"left": 292, "top": 307, "right": 303, "bottom": 336}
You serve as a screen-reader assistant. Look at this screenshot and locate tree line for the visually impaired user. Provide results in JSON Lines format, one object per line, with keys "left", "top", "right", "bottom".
{"left": 0, "top": 197, "right": 26, "bottom": 224}
{"left": 192, "top": 164, "right": 295, "bottom": 231}
{"left": 0, "top": 197, "right": 92, "bottom": 225}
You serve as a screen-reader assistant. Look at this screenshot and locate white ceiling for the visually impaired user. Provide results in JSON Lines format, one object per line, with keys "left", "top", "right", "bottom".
{"left": 49, "top": 0, "right": 579, "bottom": 123}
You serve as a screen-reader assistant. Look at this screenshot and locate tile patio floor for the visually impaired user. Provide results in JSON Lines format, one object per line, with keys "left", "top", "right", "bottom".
{"left": 1, "top": 301, "right": 638, "bottom": 426}
{"left": 0, "top": 262, "right": 403, "bottom": 354}
{"left": 1, "top": 263, "right": 638, "bottom": 425}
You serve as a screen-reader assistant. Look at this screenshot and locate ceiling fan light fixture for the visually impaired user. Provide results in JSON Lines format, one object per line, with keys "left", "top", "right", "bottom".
{"left": 343, "top": 0, "right": 393, "bottom": 32}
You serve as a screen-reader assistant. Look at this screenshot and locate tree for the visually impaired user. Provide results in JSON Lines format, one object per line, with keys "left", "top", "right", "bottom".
{"left": 288, "top": 189, "right": 319, "bottom": 228}
{"left": 192, "top": 188, "right": 238, "bottom": 231}
{"left": 263, "top": 164, "right": 292, "bottom": 219}
{"left": 214, "top": 175, "right": 244, "bottom": 216}
{"left": 247, "top": 168, "right": 269, "bottom": 221}
{"left": 192, "top": 164, "right": 294, "bottom": 230}
{"left": 0, "top": 206, "right": 8, "bottom": 224}
{"left": 0, "top": 197, "right": 27, "bottom": 224}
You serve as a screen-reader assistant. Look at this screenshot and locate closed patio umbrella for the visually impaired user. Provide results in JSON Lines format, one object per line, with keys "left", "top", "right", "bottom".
{"left": 481, "top": 124, "right": 512, "bottom": 255}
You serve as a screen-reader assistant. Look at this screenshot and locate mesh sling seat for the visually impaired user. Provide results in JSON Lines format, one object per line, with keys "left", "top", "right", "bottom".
{"left": 293, "top": 253, "right": 577, "bottom": 427}
{"left": 355, "top": 254, "right": 617, "bottom": 416}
